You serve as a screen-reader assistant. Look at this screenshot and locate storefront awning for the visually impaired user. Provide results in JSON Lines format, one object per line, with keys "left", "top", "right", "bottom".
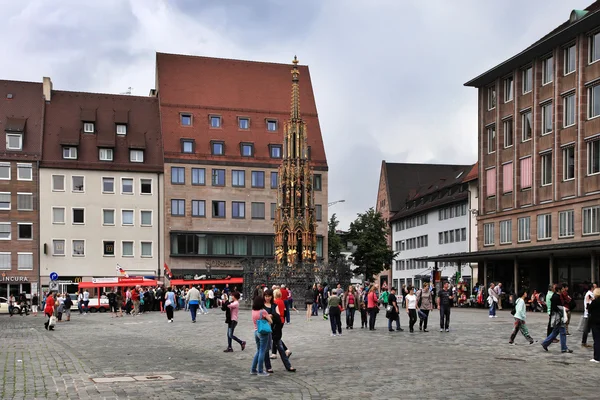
{"left": 169, "top": 277, "right": 243, "bottom": 287}
{"left": 417, "top": 240, "right": 600, "bottom": 263}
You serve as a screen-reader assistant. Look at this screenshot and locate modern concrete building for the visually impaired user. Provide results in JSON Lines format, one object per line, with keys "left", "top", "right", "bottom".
{"left": 155, "top": 53, "right": 328, "bottom": 279}
{"left": 39, "top": 85, "right": 164, "bottom": 291}
{"left": 0, "top": 79, "right": 44, "bottom": 298}
{"left": 388, "top": 164, "right": 475, "bottom": 290}
{"left": 431, "top": 4, "right": 600, "bottom": 301}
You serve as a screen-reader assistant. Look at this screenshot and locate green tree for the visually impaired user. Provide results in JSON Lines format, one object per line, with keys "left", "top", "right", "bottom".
{"left": 328, "top": 213, "right": 343, "bottom": 262}
{"left": 348, "top": 207, "right": 396, "bottom": 280}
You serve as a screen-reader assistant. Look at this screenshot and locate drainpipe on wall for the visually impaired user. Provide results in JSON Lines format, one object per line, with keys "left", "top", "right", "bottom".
{"left": 157, "top": 172, "right": 161, "bottom": 283}
{"left": 36, "top": 160, "right": 41, "bottom": 296}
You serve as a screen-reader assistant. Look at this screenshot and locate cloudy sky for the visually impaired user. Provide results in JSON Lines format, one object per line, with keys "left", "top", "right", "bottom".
{"left": 1, "top": 0, "right": 592, "bottom": 229}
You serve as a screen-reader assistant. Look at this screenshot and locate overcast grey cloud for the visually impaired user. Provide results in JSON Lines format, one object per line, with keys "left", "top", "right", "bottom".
{"left": 0, "top": 0, "right": 592, "bottom": 229}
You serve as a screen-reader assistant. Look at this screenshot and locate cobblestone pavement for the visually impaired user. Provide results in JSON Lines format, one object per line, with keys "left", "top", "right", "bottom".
{"left": 0, "top": 307, "right": 598, "bottom": 399}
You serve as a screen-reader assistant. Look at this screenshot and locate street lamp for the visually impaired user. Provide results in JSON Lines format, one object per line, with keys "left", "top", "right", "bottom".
{"left": 328, "top": 199, "right": 346, "bottom": 207}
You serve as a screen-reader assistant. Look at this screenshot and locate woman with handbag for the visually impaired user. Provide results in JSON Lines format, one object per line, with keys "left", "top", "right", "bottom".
{"left": 417, "top": 283, "right": 433, "bottom": 332}
{"left": 272, "top": 290, "right": 295, "bottom": 372}
{"left": 367, "top": 285, "right": 379, "bottom": 331}
{"left": 164, "top": 287, "right": 176, "bottom": 323}
{"left": 44, "top": 292, "right": 57, "bottom": 331}
{"left": 344, "top": 285, "right": 358, "bottom": 329}
{"left": 328, "top": 291, "right": 343, "bottom": 336}
{"left": 251, "top": 294, "right": 273, "bottom": 376}
{"left": 405, "top": 286, "right": 419, "bottom": 333}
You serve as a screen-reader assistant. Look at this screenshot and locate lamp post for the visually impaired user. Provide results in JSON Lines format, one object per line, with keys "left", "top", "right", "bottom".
{"left": 328, "top": 199, "right": 346, "bottom": 207}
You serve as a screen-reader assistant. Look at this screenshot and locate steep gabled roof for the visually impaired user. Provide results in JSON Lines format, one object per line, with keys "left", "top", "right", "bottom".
{"left": 462, "top": 162, "right": 479, "bottom": 183}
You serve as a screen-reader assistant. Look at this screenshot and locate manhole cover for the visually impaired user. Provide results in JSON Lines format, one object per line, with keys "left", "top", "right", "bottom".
{"left": 92, "top": 377, "right": 135, "bottom": 383}
{"left": 133, "top": 375, "right": 175, "bottom": 381}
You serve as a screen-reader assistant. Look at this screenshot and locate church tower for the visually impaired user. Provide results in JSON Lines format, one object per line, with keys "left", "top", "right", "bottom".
{"left": 274, "top": 57, "right": 317, "bottom": 266}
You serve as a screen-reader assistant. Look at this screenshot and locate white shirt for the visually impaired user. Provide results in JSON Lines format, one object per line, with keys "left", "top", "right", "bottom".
{"left": 584, "top": 290, "right": 594, "bottom": 318}
{"left": 406, "top": 294, "right": 417, "bottom": 309}
{"left": 83, "top": 291, "right": 90, "bottom": 301}
{"left": 208, "top": 291, "right": 214, "bottom": 299}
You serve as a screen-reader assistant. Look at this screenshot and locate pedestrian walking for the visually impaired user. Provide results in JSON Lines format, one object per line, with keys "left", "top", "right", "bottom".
{"left": 328, "top": 290, "right": 342, "bottom": 336}
{"left": 387, "top": 287, "right": 403, "bottom": 332}
{"left": 164, "top": 287, "right": 175, "bottom": 323}
{"left": 405, "top": 286, "right": 418, "bottom": 333}
{"left": 63, "top": 293, "right": 72, "bottom": 322}
{"left": 587, "top": 288, "right": 600, "bottom": 363}
{"left": 367, "top": 285, "right": 379, "bottom": 331}
{"left": 488, "top": 283, "right": 499, "bottom": 318}
{"left": 82, "top": 289, "right": 90, "bottom": 315}
{"left": 437, "top": 282, "right": 453, "bottom": 332}
{"left": 31, "top": 293, "right": 39, "bottom": 316}
{"left": 344, "top": 285, "right": 358, "bottom": 329}
{"left": 541, "top": 285, "right": 573, "bottom": 353}
{"left": 44, "top": 292, "right": 57, "bottom": 331}
{"left": 417, "top": 282, "right": 433, "bottom": 332}
{"left": 509, "top": 289, "right": 535, "bottom": 345}
{"left": 186, "top": 285, "right": 201, "bottom": 323}
{"left": 359, "top": 288, "right": 368, "bottom": 329}
{"left": 581, "top": 283, "right": 597, "bottom": 348}
{"left": 199, "top": 290, "right": 208, "bottom": 315}
{"left": 251, "top": 295, "right": 272, "bottom": 376}
{"left": 223, "top": 292, "right": 246, "bottom": 352}
{"left": 304, "top": 284, "right": 314, "bottom": 321}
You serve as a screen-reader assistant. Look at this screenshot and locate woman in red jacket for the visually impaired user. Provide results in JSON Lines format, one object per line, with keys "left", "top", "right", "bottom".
{"left": 367, "top": 285, "right": 379, "bottom": 331}
{"left": 44, "top": 292, "right": 57, "bottom": 331}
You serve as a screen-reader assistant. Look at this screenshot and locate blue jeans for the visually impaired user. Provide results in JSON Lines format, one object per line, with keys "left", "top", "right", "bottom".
{"left": 542, "top": 325, "right": 567, "bottom": 351}
{"left": 388, "top": 313, "right": 400, "bottom": 330}
{"left": 189, "top": 303, "right": 198, "bottom": 321}
{"left": 311, "top": 302, "right": 318, "bottom": 316}
{"left": 252, "top": 331, "right": 270, "bottom": 373}
{"left": 228, "top": 321, "right": 243, "bottom": 348}
{"left": 199, "top": 302, "right": 208, "bottom": 314}
{"left": 273, "top": 338, "right": 291, "bottom": 370}
{"left": 489, "top": 301, "right": 496, "bottom": 316}
{"left": 284, "top": 299, "right": 290, "bottom": 323}
{"left": 346, "top": 307, "right": 356, "bottom": 328}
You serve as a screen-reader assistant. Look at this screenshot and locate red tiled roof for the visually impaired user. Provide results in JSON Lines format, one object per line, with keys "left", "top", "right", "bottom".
{"left": 462, "top": 162, "right": 478, "bottom": 183}
{"left": 156, "top": 53, "right": 327, "bottom": 168}
{"left": 41, "top": 91, "right": 163, "bottom": 172}
{"left": 0, "top": 80, "right": 44, "bottom": 160}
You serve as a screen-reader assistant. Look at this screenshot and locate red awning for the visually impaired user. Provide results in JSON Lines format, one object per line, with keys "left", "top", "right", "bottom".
{"left": 169, "top": 277, "right": 243, "bottom": 287}
{"left": 78, "top": 277, "right": 158, "bottom": 288}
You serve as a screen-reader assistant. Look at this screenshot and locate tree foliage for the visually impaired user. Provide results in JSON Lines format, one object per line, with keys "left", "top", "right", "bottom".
{"left": 328, "top": 213, "right": 343, "bottom": 262}
{"left": 348, "top": 207, "right": 396, "bottom": 280}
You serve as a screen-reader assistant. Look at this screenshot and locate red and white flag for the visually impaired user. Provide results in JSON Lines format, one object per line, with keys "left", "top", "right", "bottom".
{"left": 164, "top": 263, "right": 173, "bottom": 279}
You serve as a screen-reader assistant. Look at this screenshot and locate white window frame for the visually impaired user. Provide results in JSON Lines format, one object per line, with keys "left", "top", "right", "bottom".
{"left": 52, "top": 239, "right": 66, "bottom": 257}
{"left": 17, "top": 223, "right": 33, "bottom": 240}
{"left": 83, "top": 122, "right": 95, "bottom": 133}
{"left": 52, "top": 175, "right": 65, "bottom": 191}
{"left": 522, "top": 66, "right": 532, "bottom": 94}
{"left": 266, "top": 119, "right": 278, "bottom": 132}
{"left": 0, "top": 162, "right": 10, "bottom": 180}
{"left": 483, "top": 223, "right": 495, "bottom": 246}
{"left": 140, "top": 178, "right": 153, "bottom": 195}
{"left": 102, "top": 209, "right": 115, "bottom": 226}
{"left": 6, "top": 133, "right": 23, "bottom": 150}
{"left": 503, "top": 119, "right": 513, "bottom": 148}
{"left": 99, "top": 148, "right": 114, "bottom": 161}
{"left": 102, "top": 177, "right": 115, "bottom": 194}
{"left": 542, "top": 56, "right": 553, "bottom": 85}
{"left": 129, "top": 150, "right": 144, "bottom": 163}
{"left": 487, "top": 86, "right": 496, "bottom": 110}
{"left": 583, "top": 206, "right": 600, "bottom": 235}
{"left": 116, "top": 124, "right": 127, "bottom": 135}
{"left": 72, "top": 208, "right": 85, "bottom": 225}
{"left": 72, "top": 239, "right": 85, "bottom": 257}
{"left": 72, "top": 176, "right": 85, "bottom": 193}
{"left": 0, "top": 252, "right": 10, "bottom": 270}
{"left": 210, "top": 115, "right": 221, "bottom": 128}
{"left": 537, "top": 214, "right": 552, "bottom": 240}
{"left": 487, "top": 125, "right": 496, "bottom": 154}
{"left": 562, "top": 146, "right": 575, "bottom": 181}
{"left": 589, "top": 84, "right": 600, "bottom": 119}
{"left": 141, "top": 241, "right": 153, "bottom": 258}
{"left": 0, "top": 222, "right": 11, "bottom": 240}
{"left": 52, "top": 207, "right": 65, "bottom": 224}
{"left": 541, "top": 152, "right": 553, "bottom": 186}
{"left": 563, "top": 94, "right": 576, "bottom": 128}
{"left": 589, "top": 31, "right": 600, "bottom": 64}
{"left": 588, "top": 139, "right": 600, "bottom": 175}
{"left": 517, "top": 217, "right": 531, "bottom": 242}
{"left": 504, "top": 76, "right": 514, "bottom": 102}
{"left": 17, "top": 252, "right": 33, "bottom": 270}
{"left": 564, "top": 44, "right": 576, "bottom": 75}
{"left": 541, "top": 102, "right": 553, "bottom": 135}
{"left": 121, "top": 209, "right": 134, "bottom": 226}
{"left": 16, "top": 163, "right": 32, "bottom": 181}
{"left": 558, "top": 210, "right": 575, "bottom": 238}
{"left": 62, "top": 147, "right": 78, "bottom": 160}
{"left": 499, "top": 220, "right": 512, "bottom": 244}
{"left": 103, "top": 240, "right": 116, "bottom": 257}
{"left": 121, "top": 178, "right": 134, "bottom": 195}
{"left": 0, "top": 192, "right": 11, "bottom": 210}
{"left": 140, "top": 210, "right": 153, "bottom": 227}
{"left": 16, "top": 192, "right": 33, "bottom": 211}
{"left": 121, "top": 241, "right": 134, "bottom": 257}
{"left": 522, "top": 110, "right": 532, "bottom": 142}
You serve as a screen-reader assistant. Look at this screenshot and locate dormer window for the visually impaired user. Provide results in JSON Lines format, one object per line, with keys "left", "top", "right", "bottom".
{"left": 180, "top": 113, "right": 192, "bottom": 126}
{"left": 269, "top": 145, "right": 282, "bottom": 158}
{"left": 99, "top": 148, "right": 114, "bottom": 161}
{"left": 116, "top": 124, "right": 127, "bottom": 135}
{"left": 267, "top": 119, "right": 277, "bottom": 131}
{"left": 62, "top": 147, "right": 78, "bottom": 160}
{"left": 239, "top": 118, "right": 249, "bottom": 129}
{"left": 130, "top": 150, "right": 144, "bottom": 163}
{"left": 211, "top": 141, "right": 224, "bottom": 155}
{"left": 210, "top": 115, "right": 221, "bottom": 128}
{"left": 6, "top": 133, "right": 22, "bottom": 150}
{"left": 181, "top": 139, "right": 195, "bottom": 154}
{"left": 241, "top": 143, "right": 254, "bottom": 157}
{"left": 83, "top": 122, "right": 95, "bottom": 133}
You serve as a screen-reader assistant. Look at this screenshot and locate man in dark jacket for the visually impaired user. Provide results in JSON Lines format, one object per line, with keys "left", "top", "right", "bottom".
{"left": 541, "top": 285, "right": 573, "bottom": 353}
{"left": 387, "top": 287, "right": 403, "bottom": 332}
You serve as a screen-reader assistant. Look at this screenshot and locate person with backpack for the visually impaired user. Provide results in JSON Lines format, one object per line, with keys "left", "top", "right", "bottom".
{"left": 223, "top": 292, "right": 246, "bottom": 352}
{"left": 509, "top": 289, "right": 535, "bottom": 345}
{"left": 63, "top": 293, "right": 72, "bottom": 322}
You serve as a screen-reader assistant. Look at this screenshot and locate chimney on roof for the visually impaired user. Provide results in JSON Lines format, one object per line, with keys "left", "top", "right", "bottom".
{"left": 43, "top": 77, "right": 52, "bottom": 102}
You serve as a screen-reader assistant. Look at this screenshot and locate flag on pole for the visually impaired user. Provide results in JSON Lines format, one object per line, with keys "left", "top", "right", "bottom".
{"left": 164, "top": 262, "right": 173, "bottom": 279}
{"left": 116, "top": 264, "right": 129, "bottom": 277}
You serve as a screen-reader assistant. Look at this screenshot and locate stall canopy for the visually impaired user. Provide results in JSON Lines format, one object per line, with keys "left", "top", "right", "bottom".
{"left": 169, "top": 278, "right": 243, "bottom": 287}
{"left": 78, "top": 277, "right": 158, "bottom": 289}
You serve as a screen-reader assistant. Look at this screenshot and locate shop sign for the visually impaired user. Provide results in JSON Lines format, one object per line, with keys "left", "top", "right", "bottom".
{"left": 92, "top": 277, "right": 119, "bottom": 284}
{"left": 0, "top": 273, "right": 29, "bottom": 282}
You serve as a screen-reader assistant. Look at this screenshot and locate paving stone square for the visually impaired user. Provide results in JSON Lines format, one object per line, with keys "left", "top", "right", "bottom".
{"left": 0, "top": 307, "right": 598, "bottom": 399}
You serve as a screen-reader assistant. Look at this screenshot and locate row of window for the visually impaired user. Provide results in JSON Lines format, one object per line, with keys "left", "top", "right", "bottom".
{"left": 394, "top": 259, "right": 428, "bottom": 271}
{"left": 0, "top": 163, "right": 33, "bottom": 181}
{"left": 438, "top": 204, "right": 468, "bottom": 221}
{"left": 50, "top": 207, "right": 153, "bottom": 227}
{"left": 0, "top": 192, "right": 34, "bottom": 211}
{"left": 179, "top": 114, "right": 278, "bottom": 132}
{"left": 0, "top": 222, "right": 33, "bottom": 240}
{"left": 170, "top": 233, "right": 324, "bottom": 258}
{"left": 51, "top": 175, "right": 154, "bottom": 195}
{"left": 49, "top": 239, "right": 153, "bottom": 258}
{"left": 486, "top": 139, "right": 600, "bottom": 197}
{"left": 394, "top": 214, "right": 428, "bottom": 232}
{"left": 439, "top": 228, "right": 467, "bottom": 245}
{"left": 0, "top": 252, "right": 33, "bottom": 271}
{"left": 487, "top": 35, "right": 600, "bottom": 110}
{"left": 483, "top": 206, "right": 600, "bottom": 245}
{"left": 394, "top": 235, "right": 428, "bottom": 252}
{"left": 57, "top": 146, "right": 145, "bottom": 163}
{"left": 180, "top": 140, "right": 284, "bottom": 159}
{"left": 169, "top": 199, "right": 323, "bottom": 221}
